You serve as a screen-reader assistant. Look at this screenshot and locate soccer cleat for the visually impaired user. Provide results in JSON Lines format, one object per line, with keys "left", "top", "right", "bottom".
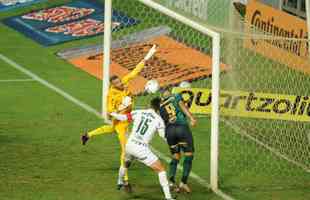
{"left": 123, "top": 182, "right": 132, "bottom": 193}
{"left": 81, "top": 133, "right": 89, "bottom": 145}
{"left": 117, "top": 184, "right": 123, "bottom": 190}
{"left": 179, "top": 182, "right": 191, "bottom": 193}
{"left": 169, "top": 182, "right": 180, "bottom": 193}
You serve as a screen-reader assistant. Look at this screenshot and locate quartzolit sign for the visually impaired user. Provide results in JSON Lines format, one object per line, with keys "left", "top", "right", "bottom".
{"left": 173, "top": 87, "right": 310, "bottom": 122}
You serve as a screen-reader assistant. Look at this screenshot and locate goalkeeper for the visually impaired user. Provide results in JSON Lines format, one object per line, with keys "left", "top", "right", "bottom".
{"left": 81, "top": 45, "right": 157, "bottom": 188}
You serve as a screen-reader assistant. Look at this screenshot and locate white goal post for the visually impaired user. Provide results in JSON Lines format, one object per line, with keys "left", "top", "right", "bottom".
{"left": 102, "top": 0, "right": 221, "bottom": 192}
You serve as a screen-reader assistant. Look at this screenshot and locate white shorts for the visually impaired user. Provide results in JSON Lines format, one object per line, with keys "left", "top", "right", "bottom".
{"left": 125, "top": 139, "right": 158, "bottom": 167}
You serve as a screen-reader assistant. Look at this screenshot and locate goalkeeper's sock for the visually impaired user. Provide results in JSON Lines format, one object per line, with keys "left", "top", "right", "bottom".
{"left": 118, "top": 135, "right": 129, "bottom": 182}
{"left": 158, "top": 171, "right": 172, "bottom": 199}
{"left": 117, "top": 166, "right": 127, "bottom": 185}
{"left": 88, "top": 125, "right": 114, "bottom": 138}
{"left": 181, "top": 155, "right": 194, "bottom": 184}
{"left": 121, "top": 157, "right": 129, "bottom": 182}
{"left": 169, "top": 159, "right": 179, "bottom": 183}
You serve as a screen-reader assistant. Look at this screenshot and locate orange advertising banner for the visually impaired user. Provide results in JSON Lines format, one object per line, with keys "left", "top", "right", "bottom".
{"left": 244, "top": 0, "right": 310, "bottom": 74}
{"left": 67, "top": 35, "right": 229, "bottom": 94}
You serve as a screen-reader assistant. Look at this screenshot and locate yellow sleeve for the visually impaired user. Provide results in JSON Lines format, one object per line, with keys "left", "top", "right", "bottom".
{"left": 121, "top": 61, "right": 145, "bottom": 84}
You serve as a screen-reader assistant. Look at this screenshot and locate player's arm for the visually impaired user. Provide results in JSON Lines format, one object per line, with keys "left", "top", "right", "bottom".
{"left": 177, "top": 94, "right": 197, "bottom": 126}
{"left": 110, "top": 112, "right": 128, "bottom": 121}
{"left": 110, "top": 111, "right": 135, "bottom": 122}
{"left": 122, "top": 45, "right": 157, "bottom": 84}
{"left": 179, "top": 101, "right": 196, "bottom": 126}
{"left": 158, "top": 128, "right": 166, "bottom": 141}
{"left": 157, "top": 118, "right": 166, "bottom": 141}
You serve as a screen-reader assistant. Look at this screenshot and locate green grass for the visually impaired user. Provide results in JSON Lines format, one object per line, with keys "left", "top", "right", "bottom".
{"left": 0, "top": 0, "right": 309, "bottom": 200}
{"left": 0, "top": 50, "right": 217, "bottom": 200}
{"left": 0, "top": 59, "right": 28, "bottom": 79}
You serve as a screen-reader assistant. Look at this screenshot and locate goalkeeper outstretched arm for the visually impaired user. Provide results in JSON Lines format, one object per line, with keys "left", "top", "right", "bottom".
{"left": 107, "top": 45, "right": 157, "bottom": 114}
{"left": 122, "top": 45, "right": 157, "bottom": 84}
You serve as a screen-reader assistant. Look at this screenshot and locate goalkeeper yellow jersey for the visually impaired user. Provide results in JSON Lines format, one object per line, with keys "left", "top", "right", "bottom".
{"left": 107, "top": 61, "right": 145, "bottom": 114}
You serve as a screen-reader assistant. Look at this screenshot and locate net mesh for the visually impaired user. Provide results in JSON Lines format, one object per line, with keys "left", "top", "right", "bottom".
{"left": 111, "top": 0, "right": 310, "bottom": 198}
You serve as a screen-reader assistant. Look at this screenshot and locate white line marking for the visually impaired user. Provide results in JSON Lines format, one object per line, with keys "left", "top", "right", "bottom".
{"left": 0, "top": 53, "right": 235, "bottom": 200}
{"left": 151, "top": 148, "right": 210, "bottom": 188}
{"left": 0, "top": 79, "right": 35, "bottom": 82}
{"left": 0, "top": 54, "right": 102, "bottom": 119}
{"left": 152, "top": 148, "right": 235, "bottom": 200}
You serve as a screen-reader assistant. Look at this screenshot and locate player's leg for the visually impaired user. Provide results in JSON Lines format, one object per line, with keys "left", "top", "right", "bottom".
{"left": 149, "top": 160, "right": 175, "bottom": 200}
{"left": 81, "top": 124, "right": 115, "bottom": 145}
{"left": 169, "top": 153, "right": 181, "bottom": 193}
{"left": 119, "top": 140, "right": 145, "bottom": 193}
{"left": 179, "top": 125, "right": 195, "bottom": 193}
{"left": 166, "top": 125, "right": 180, "bottom": 185}
{"left": 88, "top": 125, "right": 115, "bottom": 137}
{"left": 169, "top": 152, "right": 180, "bottom": 185}
{"left": 115, "top": 122, "right": 129, "bottom": 185}
{"left": 143, "top": 149, "right": 175, "bottom": 200}
{"left": 118, "top": 156, "right": 133, "bottom": 192}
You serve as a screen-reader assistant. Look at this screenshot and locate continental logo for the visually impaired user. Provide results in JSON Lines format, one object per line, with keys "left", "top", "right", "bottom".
{"left": 172, "top": 87, "right": 310, "bottom": 122}
{"left": 244, "top": 0, "right": 310, "bottom": 74}
{"left": 250, "top": 9, "right": 308, "bottom": 57}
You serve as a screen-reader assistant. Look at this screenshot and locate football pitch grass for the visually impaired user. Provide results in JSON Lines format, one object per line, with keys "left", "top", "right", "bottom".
{"left": 0, "top": 47, "right": 216, "bottom": 200}
{"left": 0, "top": 0, "right": 309, "bottom": 200}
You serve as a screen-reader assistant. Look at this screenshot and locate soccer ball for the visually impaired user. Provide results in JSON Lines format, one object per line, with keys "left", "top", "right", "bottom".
{"left": 145, "top": 79, "right": 160, "bottom": 94}
{"left": 179, "top": 81, "right": 191, "bottom": 88}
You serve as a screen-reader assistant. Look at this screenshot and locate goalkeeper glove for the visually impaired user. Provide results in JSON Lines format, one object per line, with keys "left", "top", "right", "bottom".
{"left": 118, "top": 96, "right": 132, "bottom": 111}
{"left": 144, "top": 44, "right": 157, "bottom": 61}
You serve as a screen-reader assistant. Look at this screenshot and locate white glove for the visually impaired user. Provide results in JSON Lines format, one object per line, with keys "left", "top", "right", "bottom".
{"left": 118, "top": 96, "right": 132, "bottom": 111}
{"left": 143, "top": 45, "right": 157, "bottom": 61}
{"left": 110, "top": 112, "right": 128, "bottom": 121}
{"left": 110, "top": 112, "right": 117, "bottom": 117}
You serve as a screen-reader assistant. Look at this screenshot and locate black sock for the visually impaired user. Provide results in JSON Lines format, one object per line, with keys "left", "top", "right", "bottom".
{"left": 181, "top": 155, "right": 193, "bottom": 184}
{"left": 169, "top": 159, "right": 179, "bottom": 183}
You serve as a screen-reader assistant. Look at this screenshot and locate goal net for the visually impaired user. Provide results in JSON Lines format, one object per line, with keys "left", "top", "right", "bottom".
{"left": 105, "top": 0, "right": 310, "bottom": 199}
{"left": 216, "top": 1, "right": 310, "bottom": 198}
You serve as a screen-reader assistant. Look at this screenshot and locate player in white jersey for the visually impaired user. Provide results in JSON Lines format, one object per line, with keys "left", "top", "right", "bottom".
{"left": 110, "top": 97, "right": 175, "bottom": 200}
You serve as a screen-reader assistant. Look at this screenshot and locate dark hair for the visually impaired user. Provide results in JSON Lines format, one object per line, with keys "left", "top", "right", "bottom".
{"left": 160, "top": 87, "right": 171, "bottom": 99}
{"left": 159, "top": 87, "right": 170, "bottom": 93}
{"left": 150, "top": 97, "right": 161, "bottom": 112}
{"left": 110, "top": 75, "right": 119, "bottom": 82}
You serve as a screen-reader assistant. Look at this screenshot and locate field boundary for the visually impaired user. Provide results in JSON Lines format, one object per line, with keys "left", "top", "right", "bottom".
{"left": 0, "top": 78, "right": 35, "bottom": 82}
{"left": 0, "top": 53, "right": 235, "bottom": 200}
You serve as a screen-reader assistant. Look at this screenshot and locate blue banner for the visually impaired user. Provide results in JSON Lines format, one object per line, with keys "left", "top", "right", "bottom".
{"left": 3, "top": 0, "right": 139, "bottom": 46}
{"left": 0, "top": 0, "right": 46, "bottom": 12}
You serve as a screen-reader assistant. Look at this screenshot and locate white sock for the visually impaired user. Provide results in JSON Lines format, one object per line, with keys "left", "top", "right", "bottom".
{"left": 117, "top": 166, "right": 126, "bottom": 185}
{"left": 158, "top": 171, "right": 172, "bottom": 199}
